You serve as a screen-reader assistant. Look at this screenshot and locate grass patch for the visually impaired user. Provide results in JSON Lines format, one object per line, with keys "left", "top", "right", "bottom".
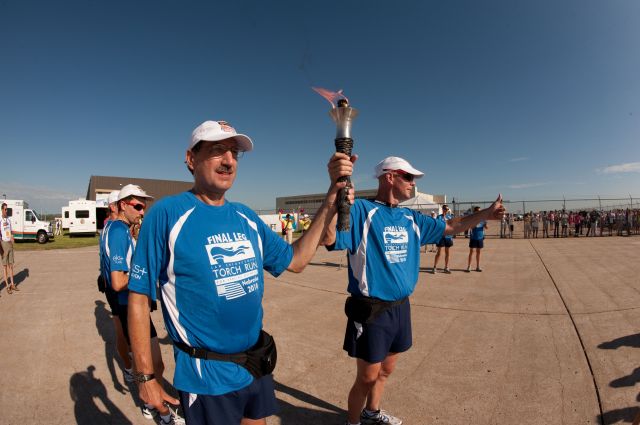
{"left": 13, "top": 232, "right": 99, "bottom": 251}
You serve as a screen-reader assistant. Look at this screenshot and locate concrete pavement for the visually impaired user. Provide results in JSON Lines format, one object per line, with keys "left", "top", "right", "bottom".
{"left": 0, "top": 235, "right": 638, "bottom": 424}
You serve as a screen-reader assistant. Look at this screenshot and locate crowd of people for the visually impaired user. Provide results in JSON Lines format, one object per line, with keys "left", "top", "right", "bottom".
{"left": 498, "top": 209, "right": 640, "bottom": 238}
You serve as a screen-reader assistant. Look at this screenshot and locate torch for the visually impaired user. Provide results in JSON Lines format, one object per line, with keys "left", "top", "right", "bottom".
{"left": 313, "top": 87, "right": 359, "bottom": 231}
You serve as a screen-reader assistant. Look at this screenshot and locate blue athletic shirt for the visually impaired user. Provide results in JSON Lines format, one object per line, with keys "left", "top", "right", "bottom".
{"left": 330, "top": 199, "right": 445, "bottom": 301}
{"left": 471, "top": 221, "right": 486, "bottom": 240}
{"left": 104, "top": 220, "right": 135, "bottom": 305}
{"left": 437, "top": 213, "right": 453, "bottom": 240}
{"left": 99, "top": 219, "right": 113, "bottom": 279}
{"left": 98, "top": 220, "right": 113, "bottom": 292}
{"left": 128, "top": 191, "right": 294, "bottom": 396}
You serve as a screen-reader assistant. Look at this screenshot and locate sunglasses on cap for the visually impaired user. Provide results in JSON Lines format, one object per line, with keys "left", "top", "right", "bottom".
{"left": 124, "top": 201, "right": 145, "bottom": 211}
{"left": 386, "top": 169, "right": 415, "bottom": 182}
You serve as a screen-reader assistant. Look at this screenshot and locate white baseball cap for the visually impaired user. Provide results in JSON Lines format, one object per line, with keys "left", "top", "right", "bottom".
{"left": 107, "top": 190, "right": 120, "bottom": 205}
{"left": 117, "top": 184, "right": 154, "bottom": 201}
{"left": 374, "top": 156, "right": 424, "bottom": 179}
{"left": 189, "top": 120, "right": 253, "bottom": 152}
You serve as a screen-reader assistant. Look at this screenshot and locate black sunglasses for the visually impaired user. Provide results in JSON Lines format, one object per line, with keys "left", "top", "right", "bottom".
{"left": 125, "top": 201, "right": 145, "bottom": 211}
{"left": 393, "top": 170, "right": 415, "bottom": 182}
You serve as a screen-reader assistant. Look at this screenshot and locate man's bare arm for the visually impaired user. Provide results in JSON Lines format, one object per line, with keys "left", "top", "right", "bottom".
{"left": 444, "top": 194, "right": 505, "bottom": 236}
{"left": 111, "top": 271, "right": 128, "bottom": 292}
{"left": 287, "top": 153, "right": 355, "bottom": 273}
{"left": 128, "top": 291, "right": 178, "bottom": 414}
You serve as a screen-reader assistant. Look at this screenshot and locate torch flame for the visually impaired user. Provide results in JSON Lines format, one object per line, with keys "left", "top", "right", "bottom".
{"left": 312, "top": 86, "right": 349, "bottom": 108}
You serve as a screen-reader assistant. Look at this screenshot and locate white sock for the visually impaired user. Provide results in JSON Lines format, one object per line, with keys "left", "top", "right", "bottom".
{"left": 160, "top": 412, "right": 171, "bottom": 422}
{"left": 125, "top": 367, "right": 132, "bottom": 373}
{"left": 144, "top": 403, "right": 155, "bottom": 410}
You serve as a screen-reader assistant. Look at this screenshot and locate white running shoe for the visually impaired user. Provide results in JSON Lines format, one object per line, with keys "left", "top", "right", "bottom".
{"left": 159, "top": 404, "right": 186, "bottom": 425}
{"left": 361, "top": 409, "right": 403, "bottom": 425}
{"left": 141, "top": 405, "right": 157, "bottom": 420}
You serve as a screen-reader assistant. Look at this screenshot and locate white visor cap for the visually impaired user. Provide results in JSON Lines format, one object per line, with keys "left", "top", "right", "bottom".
{"left": 117, "top": 184, "right": 154, "bottom": 201}
{"left": 374, "top": 156, "right": 424, "bottom": 179}
{"left": 189, "top": 120, "right": 253, "bottom": 152}
{"left": 107, "top": 190, "right": 120, "bottom": 204}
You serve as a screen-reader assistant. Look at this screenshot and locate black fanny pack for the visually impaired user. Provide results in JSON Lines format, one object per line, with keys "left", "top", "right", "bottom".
{"left": 174, "top": 330, "right": 277, "bottom": 379}
{"left": 344, "top": 296, "right": 408, "bottom": 324}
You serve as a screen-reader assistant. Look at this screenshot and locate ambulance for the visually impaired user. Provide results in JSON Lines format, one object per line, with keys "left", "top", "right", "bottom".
{"left": 2, "top": 200, "right": 54, "bottom": 244}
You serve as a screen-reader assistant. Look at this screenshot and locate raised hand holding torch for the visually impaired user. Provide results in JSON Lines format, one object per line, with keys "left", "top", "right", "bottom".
{"left": 313, "top": 87, "right": 358, "bottom": 230}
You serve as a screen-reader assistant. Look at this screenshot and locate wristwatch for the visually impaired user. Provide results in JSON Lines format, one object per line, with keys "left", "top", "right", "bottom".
{"left": 133, "top": 372, "right": 155, "bottom": 383}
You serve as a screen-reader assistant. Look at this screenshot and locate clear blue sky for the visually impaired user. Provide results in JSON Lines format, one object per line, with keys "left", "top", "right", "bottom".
{"left": 1, "top": 0, "right": 639, "bottom": 213}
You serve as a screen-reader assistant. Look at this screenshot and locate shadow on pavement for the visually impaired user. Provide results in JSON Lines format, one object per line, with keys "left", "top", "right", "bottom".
{"left": 69, "top": 365, "right": 132, "bottom": 425}
{"left": 1, "top": 268, "right": 29, "bottom": 291}
{"left": 598, "top": 333, "right": 640, "bottom": 424}
{"left": 13, "top": 267, "right": 29, "bottom": 286}
{"left": 600, "top": 406, "right": 640, "bottom": 424}
{"left": 274, "top": 381, "right": 346, "bottom": 425}
{"left": 94, "top": 300, "right": 128, "bottom": 394}
{"left": 598, "top": 334, "right": 640, "bottom": 350}
{"left": 308, "top": 261, "right": 344, "bottom": 269}
{"left": 610, "top": 367, "right": 640, "bottom": 388}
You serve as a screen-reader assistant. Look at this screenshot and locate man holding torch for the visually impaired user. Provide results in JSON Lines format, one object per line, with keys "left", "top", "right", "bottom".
{"left": 322, "top": 157, "right": 505, "bottom": 425}
{"left": 127, "top": 119, "right": 355, "bottom": 425}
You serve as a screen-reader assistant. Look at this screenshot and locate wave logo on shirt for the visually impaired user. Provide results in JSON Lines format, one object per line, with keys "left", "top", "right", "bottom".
{"left": 383, "top": 231, "right": 408, "bottom": 244}
{"left": 205, "top": 240, "right": 259, "bottom": 301}
{"left": 383, "top": 230, "right": 408, "bottom": 264}
{"left": 206, "top": 241, "right": 255, "bottom": 266}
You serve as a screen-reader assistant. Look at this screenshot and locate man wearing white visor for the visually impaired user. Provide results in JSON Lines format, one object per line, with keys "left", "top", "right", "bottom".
{"left": 98, "top": 190, "right": 135, "bottom": 388}
{"left": 128, "top": 120, "right": 355, "bottom": 425}
{"left": 322, "top": 156, "right": 505, "bottom": 425}
{"left": 104, "top": 184, "right": 178, "bottom": 423}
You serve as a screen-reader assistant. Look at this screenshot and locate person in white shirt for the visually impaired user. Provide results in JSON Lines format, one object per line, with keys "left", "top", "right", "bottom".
{"left": 1, "top": 203, "right": 18, "bottom": 294}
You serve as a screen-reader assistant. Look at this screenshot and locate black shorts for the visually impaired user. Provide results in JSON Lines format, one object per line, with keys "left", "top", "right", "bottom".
{"left": 436, "top": 237, "right": 453, "bottom": 248}
{"left": 469, "top": 239, "right": 484, "bottom": 249}
{"left": 104, "top": 286, "right": 119, "bottom": 316}
{"left": 180, "top": 375, "right": 278, "bottom": 424}
{"left": 343, "top": 300, "right": 412, "bottom": 363}
{"left": 117, "top": 303, "right": 157, "bottom": 345}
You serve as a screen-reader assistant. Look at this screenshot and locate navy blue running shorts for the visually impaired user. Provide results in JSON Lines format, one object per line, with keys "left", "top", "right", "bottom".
{"left": 179, "top": 374, "right": 278, "bottom": 425}
{"left": 343, "top": 299, "right": 412, "bottom": 363}
{"left": 436, "top": 237, "right": 453, "bottom": 248}
{"left": 117, "top": 303, "right": 157, "bottom": 345}
{"left": 469, "top": 239, "right": 484, "bottom": 249}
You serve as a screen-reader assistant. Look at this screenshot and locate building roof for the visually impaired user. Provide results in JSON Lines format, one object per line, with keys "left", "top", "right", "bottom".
{"left": 86, "top": 175, "right": 193, "bottom": 205}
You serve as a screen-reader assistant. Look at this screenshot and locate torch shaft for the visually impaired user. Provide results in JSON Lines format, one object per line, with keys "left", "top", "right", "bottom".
{"left": 335, "top": 137, "right": 353, "bottom": 231}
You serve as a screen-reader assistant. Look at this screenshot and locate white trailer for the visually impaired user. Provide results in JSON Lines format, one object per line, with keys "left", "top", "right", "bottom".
{"left": 61, "top": 206, "right": 70, "bottom": 229}
{"left": 3, "top": 199, "right": 53, "bottom": 244}
{"left": 62, "top": 199, "right": 108, "bottom": 236}
{"left": 68, "top": 199, "right": 98, "bottom": 235}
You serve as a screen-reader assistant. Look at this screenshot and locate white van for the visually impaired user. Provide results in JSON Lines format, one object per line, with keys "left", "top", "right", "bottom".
{"left": 68, "top": 199, "right": 98, "bottom": 236}
{"left": 61, "top": 206, "right": 70, "bottom": 229}
{"left": 3, "top": 200, "right": 54, "bottom": 244}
